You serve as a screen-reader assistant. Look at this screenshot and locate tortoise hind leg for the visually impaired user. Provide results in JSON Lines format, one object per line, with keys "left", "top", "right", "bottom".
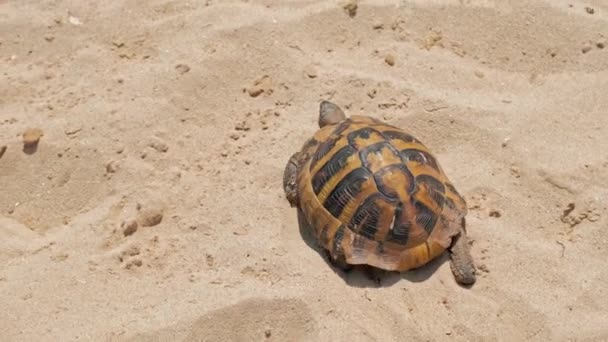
{"left": 324, "top": 250, "right": 353, "bottom": 272}
{"left": 448, "top": 220, "right": 476, "bottom": 285}
{"left": 283, "top": 152, "right": 302, "bottom": 207}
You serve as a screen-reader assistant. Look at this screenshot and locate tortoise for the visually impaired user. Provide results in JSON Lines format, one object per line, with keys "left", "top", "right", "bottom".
{"left": 283, "top": 101, "right": 476, "bottom": 285}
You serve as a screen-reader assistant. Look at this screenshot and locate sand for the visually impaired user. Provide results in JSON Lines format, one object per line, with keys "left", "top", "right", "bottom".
{"left": 1, "top": 0, "right": 608, "bottom": 341}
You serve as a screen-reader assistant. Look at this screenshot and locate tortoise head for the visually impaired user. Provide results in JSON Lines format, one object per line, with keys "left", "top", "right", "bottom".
{"left": 318, "top": 100, "right": 346, "bottom": 128}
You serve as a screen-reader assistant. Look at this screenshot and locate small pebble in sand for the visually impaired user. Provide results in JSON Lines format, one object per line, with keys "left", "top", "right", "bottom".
{"left": 149, "top": 140, "right": 169, "bottom": 153}
{"left": 585, "top": 7, "right": 594, "bottom": 14}
{"left": 106, "top": 160, "right": 118, "bottom": 174}
{"left": 342, "top": 0, "right": 358, "bottom": 18}
{"left": 581, "top": 44, "right": 592, "bottom": 54}
{"left": 22, "top": 128, "right": 43, "bottom": 147}
{"left": 248, "top": 87, "right": 264, "bottom": 98}
{"left": 247, "top": 75, "right": 272, "bottom": 97}
{"left": 175, "top": 64, "right": 191, "bottom": 74}
{"left": 126, "top": 259, "right": 143, "bottom": 269}
{"left": 234, "top": 121, "right": 250, "bottom": 131}
{"left": 489, "top": 210, "right": 502, "bottom": 218}
{"left": 384, "top": 54, "right": 395, "bottom": 66}
{"left": 122, "top": 220, "right": 138, "bottom": 237}
{"left": 0, "top": 145, "right": 6, "bottom": 159}
{"left": 137, "top": 207, "right": 164, "bottom": 227}
{"left": 510, "top": 166, "right": 521, "bottom": 178}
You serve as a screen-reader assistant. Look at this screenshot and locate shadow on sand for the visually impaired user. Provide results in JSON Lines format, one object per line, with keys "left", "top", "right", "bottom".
{"left": 296, "top": 208, "right": 471, "bottom": 289}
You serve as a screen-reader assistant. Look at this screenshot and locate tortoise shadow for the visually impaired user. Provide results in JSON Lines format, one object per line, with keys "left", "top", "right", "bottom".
{"left": 296, "top": 209, "right": 454, "bottom": 289}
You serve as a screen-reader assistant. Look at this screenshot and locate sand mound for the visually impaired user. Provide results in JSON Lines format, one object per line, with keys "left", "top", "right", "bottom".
{"left": 1, "top": 0, "right": 607, "bottom": 341}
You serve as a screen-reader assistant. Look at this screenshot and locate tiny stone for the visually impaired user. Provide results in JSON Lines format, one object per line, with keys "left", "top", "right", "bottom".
{"left": 122, "top": 220, "right": 138, "bottom": 236}
{"left": 175, "top": 64, "right": 191, "bottom": 74}
{"left": 265, "top": 329, "right": 272, "bottom": 338}
{"left": 234, "top": 121, "right": 250, "bottom": 131}
{"left": 585, "top": 7, "right": 594, "bottom": 14}
{"left": 372, "top": 23, "right": 384, "bottom": 30}
{"left": 23, "top": 128, "right": 43, "bottom": 147}
{"left": 582, "top": 45, "right": 592, "bottom": 54}
{"left": 247, "top": 75, "right": 272, "bottom": 98}
{"left": 501, "top": 137, "right": 511, "bottom": 147}
{"left": 0, "top": 145, "right": 6, "bottom": 159}
{"left": 489, "top": 210, "right": 501, "bottom": 218}
{"left": 597, "top": 42, "right": 605, "bottom": 49}
{"left": 229, "top": 133, "right": 240, "bottom": 140}
{"left": 126, "top": 259, "right": 143, "bottom": 269}
{"left": 510, "top": 166, "right": 521, "bottom": 178}
{"left": 343, "top": 0, "right": 358, "bottom": 18}
{"left": 137, "top": 207, "right": 164, "bottom": 227}
{"left": 149, "top": 140, "right": 169, "bottom": 153}
{"left": 105, "top": 160, "right": 118, "bottom": 174}
{"left": 384, "top": 54, "right": 395, "bottom": 66}
{"left": 220, "top": 151, "right": 228, "bottom": 157}
{"left": 44, "top": 35, "right": 55, "bottom": 42}
{"left": 247, "top": 87, "right": 264, "bottom": 97}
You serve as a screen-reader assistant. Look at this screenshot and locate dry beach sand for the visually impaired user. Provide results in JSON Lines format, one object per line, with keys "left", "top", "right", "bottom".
{"left": 1, "top": 0, "right": 608, "bottom": 341}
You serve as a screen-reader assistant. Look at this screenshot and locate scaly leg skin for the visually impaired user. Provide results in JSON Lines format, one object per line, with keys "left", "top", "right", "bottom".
{"left": 448, "top": 226, "right": 477, "bottom": 286}
{"left": 283, "top": 152, "right": 301, "bottom": 207}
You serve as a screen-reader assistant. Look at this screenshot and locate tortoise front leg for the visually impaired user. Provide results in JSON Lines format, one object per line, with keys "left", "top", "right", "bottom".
{"left": 283, "top": 152, "right": 302, "bottom": 207}
{"left": 448, "top": 220, "right": 476, "bottom": 285}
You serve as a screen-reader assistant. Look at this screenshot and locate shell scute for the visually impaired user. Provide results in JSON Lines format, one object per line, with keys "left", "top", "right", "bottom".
{"left": 297, "top": 114, "right": 467, "bottom": 272}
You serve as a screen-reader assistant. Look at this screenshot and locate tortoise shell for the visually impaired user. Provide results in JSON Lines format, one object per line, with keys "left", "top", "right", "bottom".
{"left": 295, "top": 114, "right": 468, "bottom": 271}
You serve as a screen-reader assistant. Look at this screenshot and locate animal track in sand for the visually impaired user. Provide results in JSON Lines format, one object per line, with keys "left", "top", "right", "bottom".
{"left": 0, "top": 142, "right": 108, "bottom": 231}
{"left": 184, "top": 298, "right": 317, "bottom": 341}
